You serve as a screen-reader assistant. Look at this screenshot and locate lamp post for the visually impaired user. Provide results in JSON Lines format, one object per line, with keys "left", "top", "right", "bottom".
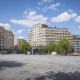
{"left": 17, "top": 43, "right": 18, "bottom": 54}
{"left": 32, "top": 48, "right": 33, "bottom": 55}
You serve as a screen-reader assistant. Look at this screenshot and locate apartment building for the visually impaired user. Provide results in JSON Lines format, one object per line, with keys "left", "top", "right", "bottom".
{"left": 14, "top": 38, "right": 26, "bottom": 47}
{"left": 4, "top": 30, "right": 14, "bottom": 50}
{"left": 28, "top": 23, "right": 74, "bottom": 49}
{"left": 0, "top": 26, "right": 14, "bottom": 51}
{"left": 73, "top": 35, "right": 80, "bottom": 52}
{"left": 0, "top": 26, "right": 4, "bottom": 50}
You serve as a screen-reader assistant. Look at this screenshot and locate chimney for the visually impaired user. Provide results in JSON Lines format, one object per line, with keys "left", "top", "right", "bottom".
{"left": 55, "top": 26, "right": 56, "bottom": 28}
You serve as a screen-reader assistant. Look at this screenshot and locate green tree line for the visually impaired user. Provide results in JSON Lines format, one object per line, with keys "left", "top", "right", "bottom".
{"left": 18, "top": 37, "right": 72, "bottom": 54}
{"left": 36, "top": 37, "right": 71, "bottom": 54}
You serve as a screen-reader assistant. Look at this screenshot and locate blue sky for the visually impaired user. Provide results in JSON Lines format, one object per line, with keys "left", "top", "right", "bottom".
{"left": 0, "top": 0, "right": 80, "bottom": 41}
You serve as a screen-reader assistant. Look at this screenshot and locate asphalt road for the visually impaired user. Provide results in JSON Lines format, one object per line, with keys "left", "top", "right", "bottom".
{"left": 0, "top": 54, "right": 80, "bottom": 80}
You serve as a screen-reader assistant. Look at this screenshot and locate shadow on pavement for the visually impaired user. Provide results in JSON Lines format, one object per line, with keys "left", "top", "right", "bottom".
{"left": 26, "top": 71, "right": 80, "bottom": 80}
{"left": 0, "top": 61, "right": 24, "bottom": 70}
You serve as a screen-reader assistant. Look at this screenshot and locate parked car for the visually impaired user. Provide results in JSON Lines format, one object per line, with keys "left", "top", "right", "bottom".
{"left": 70, "top": 53, "right": 80, "bottom": 56}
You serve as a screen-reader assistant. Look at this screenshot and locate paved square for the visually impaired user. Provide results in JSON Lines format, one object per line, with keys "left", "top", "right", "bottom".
{"left": 0, "top": 54, "right": 80, "bottom": 80}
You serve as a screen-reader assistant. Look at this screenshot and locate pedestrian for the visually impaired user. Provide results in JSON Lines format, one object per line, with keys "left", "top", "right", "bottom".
{"left": 4, "top": 51, "right": 6, "bottom": 54}
{"left": 2, "top": 50, "right": 4, "bottom": 55}
{"left": 60, "top": 51, "right": 62, "bottom": 56}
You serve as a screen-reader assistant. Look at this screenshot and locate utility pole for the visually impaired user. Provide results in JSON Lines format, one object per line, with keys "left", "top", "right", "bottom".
{"left": 32, "top": 49, "right": 33, "bottom": 55}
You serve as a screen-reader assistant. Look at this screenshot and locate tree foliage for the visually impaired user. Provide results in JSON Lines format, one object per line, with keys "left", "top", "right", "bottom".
{"left": 35, "top": 47, "right": 39, "bottom": 49}
{"left": 38, "top": 44, "right": 44, "bottom": 51}
{"left": 18, "top": 41, "right": 32, "bottom": 52}
{"left": 35, "top": 44, "right": 44, "bottom": 50}
{"left": 44, "top": 46, "right": 48, "bottom": 52}
{"left": 44, "top": 38, "right": 55, "bottom": 54}
{"left": 55, "top": 44, "right": 62, "bottom": 53}
{"left": 55, "top": 37, "right": 70, "bottom": 53}
{"left": 68, "top": 49, "right": 72, "bottom": 53}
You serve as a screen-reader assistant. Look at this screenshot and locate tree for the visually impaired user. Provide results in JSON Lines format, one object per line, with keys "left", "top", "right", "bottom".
{"left": 35, "top": 47, "right": 39, "bottom": 49}
{"left": 44, "top": 46, "right": 48, "bottom": 53}
{"left": 18, "top": 41, "right": 32, "bottom": 53}
{"left": 38, "top": 44, "right": 45, "bottom": 54}
{"left": 55, "top": 43, "right": 62, "bottom": 53}
{"left": 45, "top": 38, "right": 55, "bottom": 54}
{"left": 38, "top": 44, "right": 44, "bottom": 51}
{"left": 68, "top": 49, "right": 72, "bottom": 53}
{"left": 55, "top": 37, "right": 70, "bottom": 54}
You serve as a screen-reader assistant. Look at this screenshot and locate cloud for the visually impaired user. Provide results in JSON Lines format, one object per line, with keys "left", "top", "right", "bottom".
{"left": 36, "top": 7, "right": 40, "bottom": 10}
{"left": 38, "top": 0, "right": 53, "bottom": 5}
{"left": 68, "top": 9, "right": 73, "bottom": 13}
{"left": 12, "top": 30, "right": 17, "bottom": 35}
{"left": 0, "top": 23, "right": 11, "bottom": 30}
{"left": 42, "top": 0, "right": 53, "bottom": 2}
{"left": 51, "top": 12, "right": 77, "bottom": 22}
{"left": 42, "top": 2, "right": 60, "bottom": 11}
{"left": 78, "top": 26, "right": 80, "bottom": 28}
{"left": 17, "top": 36, "right": 25, "bottom": 39}
{"left": 10, "top": 11, "right": 48, "bottom": 27}
{"left": 29, "top": 11, "right": 36, "bottom": 16}
{"left": 23, "top": 11, "right": 27, "bottom": 14}
{"left": 38, "top": 2, "right": 43, "bottom": 5}
{"left": 12, "top": 29, "right": 25, "bottom": 35}
{"left": 47, "top": 23, "right": 51, "bottom": 25}
{"left": 74, "top": 16, "right": 80, "bottom": 23}
{"left": 17, "top": 29, "right": 25, "bottom": 34}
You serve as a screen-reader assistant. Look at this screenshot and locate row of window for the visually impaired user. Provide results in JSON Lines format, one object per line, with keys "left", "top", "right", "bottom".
{"left": 32, "top": 44, "right": 46, "bottom": 46}
{"left": 0, "top": 33, "right": 4, "bottom": 35}
{"left": 74, "top": 41, "right": 80, "bottom": 42}
{"left": 42, "top": 40, "right": 73, "bottom": 43}
{"left": 4, "top": 38, "right": 13, "bottom": 40}
{"left": 0, "top": 44, "right": 3, "bottom": 45}
{"left": 42, "top": 29, "right": 67, "bottom": 32}
{"left": 0, "top": 47, "right": 3, "bottom": 48}
{"left": 4, "top": 34, "right": 13, "bottom": 36}
{"left": 4, "top": 36, "right": 13, "bottom": 38}
{"left": 42, "top": 32, "right": 70, "bottom": 35}
{"left": 42, "top": 35, "right": 73, "bottom": 38}
{"left": 0, "top": 41, "right": 3, "bottom": 43}
{"left": 0, "top": 38, "right": 3, "bottom": 40}
{"left": 0, "top": 30, "right": 4, "bottom": 32}
{"left": 74, "top": 43, "right": 80, "bottom": 45}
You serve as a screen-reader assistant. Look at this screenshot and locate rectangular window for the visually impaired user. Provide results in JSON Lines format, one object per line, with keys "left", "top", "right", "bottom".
{"left": 46, "top": 32, "right": 50, "bottom": 34}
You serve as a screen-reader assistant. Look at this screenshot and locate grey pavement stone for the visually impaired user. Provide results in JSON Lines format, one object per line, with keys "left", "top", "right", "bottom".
{"left": 0, "top": 54, "right": 80, "bottom": 80}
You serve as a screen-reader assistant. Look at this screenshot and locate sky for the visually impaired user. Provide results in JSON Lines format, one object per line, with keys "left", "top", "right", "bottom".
{"left": 0, "top": 0, "right": 80, "bottom": 41}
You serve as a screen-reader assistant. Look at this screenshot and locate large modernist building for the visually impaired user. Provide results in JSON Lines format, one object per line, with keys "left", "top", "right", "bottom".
{"left": 0, "top": 26, "right": 14, "bottom": 51}
{"left": 28, "top": 23, "right": 74, "bottom": 49}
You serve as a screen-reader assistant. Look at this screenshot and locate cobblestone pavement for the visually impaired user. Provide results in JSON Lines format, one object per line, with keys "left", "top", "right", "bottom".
{"left": 0, "top": 54, "right": 80, "bottom": 80}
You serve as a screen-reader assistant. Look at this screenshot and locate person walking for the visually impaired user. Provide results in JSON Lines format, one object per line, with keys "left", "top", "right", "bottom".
{"left": 2, "top": 50, "right": 4, "bottom": 55}
{"left": 60, "top": 51, "right": 62, "bottom": 56}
